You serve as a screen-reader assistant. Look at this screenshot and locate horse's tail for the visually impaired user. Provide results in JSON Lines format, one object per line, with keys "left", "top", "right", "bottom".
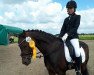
{"left": 80, "top": 41, "right": 89, "bottom": 75}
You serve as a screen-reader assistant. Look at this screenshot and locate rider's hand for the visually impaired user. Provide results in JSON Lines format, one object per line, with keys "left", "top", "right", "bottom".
{"left": 62, "top": 33, "right": 68, "bottom": 41}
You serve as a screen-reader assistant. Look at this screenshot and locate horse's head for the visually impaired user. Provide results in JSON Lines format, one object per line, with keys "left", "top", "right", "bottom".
{"left": 18, "top": 30, "right": 33, "bottom": 66}
{"left": 18, "top": 29, "right": 60, "bottom": 66}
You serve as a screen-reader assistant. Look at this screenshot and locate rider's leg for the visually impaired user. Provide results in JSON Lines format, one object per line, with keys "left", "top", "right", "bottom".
{"left": 70, "top": 39, "right": 80, "bottom": 57}
{"left": 70, "top": 39, "right": 82, "bottom": 74}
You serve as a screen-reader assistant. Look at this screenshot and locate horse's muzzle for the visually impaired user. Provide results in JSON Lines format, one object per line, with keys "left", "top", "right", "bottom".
{"left": 22, "top": 57, "right": 31, "bottom": 66}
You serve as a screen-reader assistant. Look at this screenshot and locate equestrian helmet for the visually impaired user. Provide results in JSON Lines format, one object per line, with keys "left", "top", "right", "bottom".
{"left": 66, "top": 0, "right": 77, "bottom": 8}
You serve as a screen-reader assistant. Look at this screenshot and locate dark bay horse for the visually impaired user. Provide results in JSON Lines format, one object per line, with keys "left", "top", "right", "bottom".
{"left": 18, "top": 30, "right": 89, "bottom": 75}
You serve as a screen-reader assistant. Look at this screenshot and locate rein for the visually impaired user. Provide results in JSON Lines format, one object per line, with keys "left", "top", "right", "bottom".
{"left": 18, "top": 38, "right": 26, "bottom": 46}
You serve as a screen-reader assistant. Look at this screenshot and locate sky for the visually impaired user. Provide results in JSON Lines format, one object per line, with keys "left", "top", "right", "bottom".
{"left": 0, "top": 0, "right": 94, "bottom": 34}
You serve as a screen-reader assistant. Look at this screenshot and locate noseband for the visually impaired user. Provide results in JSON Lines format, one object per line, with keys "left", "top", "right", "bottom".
{"left": 18, "top": 38, "right": 26, "bottom": 46}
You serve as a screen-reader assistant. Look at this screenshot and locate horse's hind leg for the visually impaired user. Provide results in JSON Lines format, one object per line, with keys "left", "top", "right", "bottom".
{"left": 81, "top": 65, "right": 89, "bottom": 75}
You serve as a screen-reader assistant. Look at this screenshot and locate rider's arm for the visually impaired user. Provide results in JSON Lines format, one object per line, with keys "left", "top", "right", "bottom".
{"left": 59, "top": 19, "right": 66, "bottom": 38}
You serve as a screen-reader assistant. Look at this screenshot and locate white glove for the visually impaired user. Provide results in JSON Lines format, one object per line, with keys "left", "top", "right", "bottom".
{"left": 26, "top": 36, "right": 32, "bottom": 42}
{"left": 62, "top": 33, "right": 68, "bottom": 41}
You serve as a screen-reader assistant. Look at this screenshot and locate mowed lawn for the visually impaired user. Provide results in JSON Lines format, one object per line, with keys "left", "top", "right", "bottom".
{"left": 79, "top": 35, "right": 94, "bottom": 40}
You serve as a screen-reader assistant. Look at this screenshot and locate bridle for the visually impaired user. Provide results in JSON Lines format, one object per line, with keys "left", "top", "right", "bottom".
{"left": 18, "top": 38, "right": 26, "bottom": 46}
{"left": 18, "top": 38, "right": 43, "bottom": 59}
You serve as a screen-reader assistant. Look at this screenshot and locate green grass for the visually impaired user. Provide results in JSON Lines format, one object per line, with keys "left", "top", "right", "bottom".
{"left": 79, "top": 35, "right": 94, "bottom": 40}
{"left": 14, "top": 37, "right": 18, "bottom": 43}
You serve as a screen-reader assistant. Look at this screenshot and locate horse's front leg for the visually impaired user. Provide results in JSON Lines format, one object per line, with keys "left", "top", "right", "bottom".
{"left": 44, "top": 59, "right": 56, "bottom": 75}
{"left": 48, "top": 71, "right": 56, "bottom": 75}
{"left": 45, "top": 64, "right": 56, "bottom": 75}
{"left": 45, "top": 64, "right": 66, "bottom": 75}
{"left": 57, "top": 72, "right": 66, "bottom": 75}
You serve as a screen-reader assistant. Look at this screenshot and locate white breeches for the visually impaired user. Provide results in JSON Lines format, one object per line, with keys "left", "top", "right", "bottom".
{"left": 70, "top": 39, "right": 80, "bottom": 57}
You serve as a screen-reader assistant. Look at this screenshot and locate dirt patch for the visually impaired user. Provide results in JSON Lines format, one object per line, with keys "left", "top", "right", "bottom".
{"left": 0, "top": 40, "right": 94, "bottom": 75}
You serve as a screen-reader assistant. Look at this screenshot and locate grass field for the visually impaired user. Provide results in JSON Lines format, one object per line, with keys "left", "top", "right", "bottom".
{"left": 79, "top": 35, "right": 94, "bottom": 40}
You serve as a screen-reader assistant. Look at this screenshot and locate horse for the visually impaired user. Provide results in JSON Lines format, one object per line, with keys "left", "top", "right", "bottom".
{"left": 18, "top": 30, "right": 89, "bottom": 75}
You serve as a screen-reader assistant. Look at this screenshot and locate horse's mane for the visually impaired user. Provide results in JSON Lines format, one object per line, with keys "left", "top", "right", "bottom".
{"left": 18, "top": 29, "right": 59, "bottom": 44}
{"left": 29, "top": 30, "right": 58, "bottom": 41}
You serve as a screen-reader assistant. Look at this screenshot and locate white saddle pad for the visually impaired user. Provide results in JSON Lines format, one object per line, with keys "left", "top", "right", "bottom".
{"left": 64, "top": 43, "right": 85, "bottom": 63}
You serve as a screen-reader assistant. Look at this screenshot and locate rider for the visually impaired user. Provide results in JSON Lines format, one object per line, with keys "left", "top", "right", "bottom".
{"left": 59, "top": 0, "right": 81, "bottom": 75}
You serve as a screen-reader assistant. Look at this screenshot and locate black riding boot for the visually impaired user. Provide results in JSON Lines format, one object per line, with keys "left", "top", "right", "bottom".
{"left": 75, "top": 56, "right": 82, "bottom": 75}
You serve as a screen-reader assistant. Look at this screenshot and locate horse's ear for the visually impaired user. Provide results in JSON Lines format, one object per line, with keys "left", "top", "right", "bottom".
{"left": 27, "top": 29, "right": 30, "bottom": 31}
{"left": 25, "top": 30, "right": 31, "bottom": 37}
{"left": 23, "top": 30, "right": 25, "bottom": 34}
{"left": 18, "top": 30, "right": 25, "bottom": 38}
{"left": 20, "top": 30, "right": 26, "bottom": 38}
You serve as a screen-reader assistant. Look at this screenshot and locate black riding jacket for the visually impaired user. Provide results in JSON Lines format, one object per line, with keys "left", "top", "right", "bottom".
{"left": 59, "top": 13, "right": 81, "bottom": 40}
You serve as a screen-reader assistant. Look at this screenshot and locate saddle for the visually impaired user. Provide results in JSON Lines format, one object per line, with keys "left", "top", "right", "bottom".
{"left": 61, "top": 39, "right": 86, "bottom": 70}
{"left": 64, "top": 39, "right": 85, "bottom": 63}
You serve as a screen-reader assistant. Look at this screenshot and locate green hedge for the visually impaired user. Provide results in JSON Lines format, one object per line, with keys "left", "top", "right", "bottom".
{"left": 79, "top": 35, "right": 94, "bottom": 40}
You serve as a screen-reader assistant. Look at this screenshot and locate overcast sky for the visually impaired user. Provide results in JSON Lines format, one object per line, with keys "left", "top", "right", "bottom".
{"left": 0, "top": 0, "right": 94, "bottom": 34}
